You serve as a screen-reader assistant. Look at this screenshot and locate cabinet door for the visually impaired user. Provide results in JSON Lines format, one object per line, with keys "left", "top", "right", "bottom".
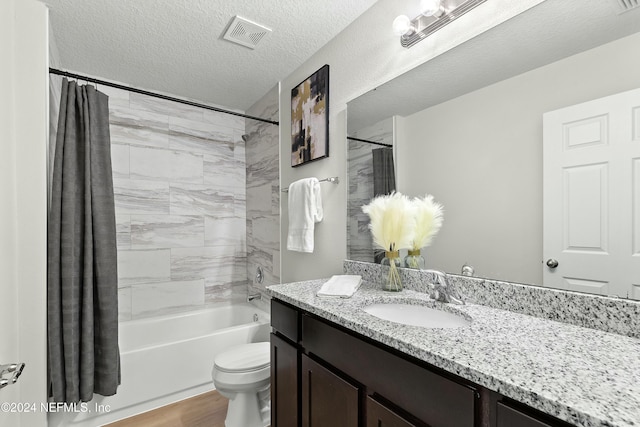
{"left": 301, "top": 354, "right": 359, "bottom": 427}
{"left": 271, "top": 333, "right": 299, "bottom": 427}
{"left": 367, "top": 396, "right": 418, "bottom": 427}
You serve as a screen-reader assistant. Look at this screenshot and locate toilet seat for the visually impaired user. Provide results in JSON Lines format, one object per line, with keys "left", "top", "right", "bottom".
{"left": 214, "top": 342, "right": 270, "bottom": 373}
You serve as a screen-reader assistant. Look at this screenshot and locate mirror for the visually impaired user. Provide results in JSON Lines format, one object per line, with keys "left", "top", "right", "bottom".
{"left": 347, "top": 0, "right": 640, "bottom": 299}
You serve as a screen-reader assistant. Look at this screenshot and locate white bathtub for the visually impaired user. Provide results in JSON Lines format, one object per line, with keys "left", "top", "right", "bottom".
{"left": 48, "top": 303, "right": 270, "bottom": 427}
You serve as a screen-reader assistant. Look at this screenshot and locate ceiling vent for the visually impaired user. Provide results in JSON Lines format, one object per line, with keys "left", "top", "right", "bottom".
{"left": 611, "top": 0, "right": 640, "bottom": 13}
{"left": 223, "top": 16, "right": 272, "bottom": 49}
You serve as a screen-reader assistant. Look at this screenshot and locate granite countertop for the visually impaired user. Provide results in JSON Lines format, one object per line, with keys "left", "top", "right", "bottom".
{"left": 267, "top": 279, "right": 640, "bottom": 427}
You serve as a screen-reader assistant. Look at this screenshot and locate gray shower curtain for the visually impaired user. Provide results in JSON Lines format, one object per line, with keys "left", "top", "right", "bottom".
{"left": 372, "top": 147, "right": 396, "bottom": 197}
{"left": 47, "top": 78, "right": 120, "bottom": 403}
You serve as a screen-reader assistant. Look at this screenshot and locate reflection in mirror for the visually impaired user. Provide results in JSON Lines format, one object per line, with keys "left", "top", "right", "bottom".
{"left": 347, "top": 118, "right": 395, "bottom": 263}
{"left": 346, "top": 0, "right": 640, "bottom": 299}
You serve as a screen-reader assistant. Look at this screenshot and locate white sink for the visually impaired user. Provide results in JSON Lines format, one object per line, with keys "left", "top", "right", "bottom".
{"left": 363, "top": 303, "right": 471, "bottom": 329}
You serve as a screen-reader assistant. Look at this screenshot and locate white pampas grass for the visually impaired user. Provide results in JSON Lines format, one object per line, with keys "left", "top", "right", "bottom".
{"left": 410, "top": 194, "right": 444, "bottom": 250}
{"left": 362, "top": 192, "right": 415, "bottom": 252}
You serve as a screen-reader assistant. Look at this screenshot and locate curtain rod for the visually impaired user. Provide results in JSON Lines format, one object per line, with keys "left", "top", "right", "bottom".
{"left": 49, "top": 68, "right": 279, "bottom": 126}
{"left": 347, "top": 136, "right": 393, "bottom": 148}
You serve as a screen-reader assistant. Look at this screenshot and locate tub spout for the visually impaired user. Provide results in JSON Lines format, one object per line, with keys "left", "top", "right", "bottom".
{"left": 247, "top": 293, "right": 262, "bottom": 302}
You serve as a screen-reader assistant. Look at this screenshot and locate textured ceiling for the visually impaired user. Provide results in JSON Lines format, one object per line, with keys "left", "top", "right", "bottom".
{"left": 42, "top": 0, "right": 377, "bottom": 111}
{"left": 348, "top": 0, "right": 640, "bottom": 132}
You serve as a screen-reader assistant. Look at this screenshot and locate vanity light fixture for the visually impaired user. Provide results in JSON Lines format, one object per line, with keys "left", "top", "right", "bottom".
{"left": 393, "top": 0, "right": 488, "bottom": 48}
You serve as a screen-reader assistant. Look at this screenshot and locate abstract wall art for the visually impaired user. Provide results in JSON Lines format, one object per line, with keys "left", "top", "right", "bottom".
{"left": 291, "top": 64, "right": 329, "bottom": 167}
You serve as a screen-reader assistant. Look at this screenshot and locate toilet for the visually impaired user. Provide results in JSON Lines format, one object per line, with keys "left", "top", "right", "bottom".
{"left": 212, "top": 342, "right": 271, "bottom": 427}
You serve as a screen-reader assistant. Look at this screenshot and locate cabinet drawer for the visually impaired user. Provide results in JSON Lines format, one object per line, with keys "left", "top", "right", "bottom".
{"left": 303, "top": 315, "right": 476, "bottom": 427}
{"left": 367, "top": 396, "right": 418, "bottom": 427}
{"left": 496, "top": 402, "right": 566, "bottom": 427}
{"left": 271, "top": 299, "right": 300, "bottom": 342}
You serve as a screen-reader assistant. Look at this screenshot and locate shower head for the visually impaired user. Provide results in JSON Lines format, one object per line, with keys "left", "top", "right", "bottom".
{"left": 241, "top": 134, "right": 249, "bottom": 142}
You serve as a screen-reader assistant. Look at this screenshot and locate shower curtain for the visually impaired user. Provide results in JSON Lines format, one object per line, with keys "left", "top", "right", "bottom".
{"left": 372, "top": 147, "right": 396, "bottom": 263}
{"left": 372, "top": 147, "right": 396, "bottom": 197}
{"left": 47, "top": 78, "right": 120, "bottom": 403}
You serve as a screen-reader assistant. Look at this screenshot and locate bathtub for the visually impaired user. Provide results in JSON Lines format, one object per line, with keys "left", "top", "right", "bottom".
{"left": 48, "top": 303, "right": 270, "bottom": 427}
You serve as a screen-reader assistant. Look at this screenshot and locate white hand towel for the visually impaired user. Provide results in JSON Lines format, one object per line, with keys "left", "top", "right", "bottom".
{"left": 287, "top": 177, "right": 323, "bottom": 253}
{"left": 317, "top": 275, "right": 362, "bottom": 298}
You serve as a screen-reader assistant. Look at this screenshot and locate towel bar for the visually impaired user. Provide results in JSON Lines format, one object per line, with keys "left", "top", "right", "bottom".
{"left": 282, "top": 177, "right": 339, "bottom": 192}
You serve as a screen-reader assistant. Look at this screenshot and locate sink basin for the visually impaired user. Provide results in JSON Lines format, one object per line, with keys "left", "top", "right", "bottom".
{"left": 363, "top": 303, "right": 471, "bottom": 329}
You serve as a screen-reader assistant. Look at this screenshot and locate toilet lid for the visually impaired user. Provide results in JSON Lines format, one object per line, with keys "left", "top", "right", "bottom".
{"left": 214, "top": 342, "right": 270, "bottom": 373}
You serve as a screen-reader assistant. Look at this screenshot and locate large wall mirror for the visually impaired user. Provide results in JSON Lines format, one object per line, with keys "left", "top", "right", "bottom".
{"left": 347, "top": 0, "right": 640, "bottom": 299}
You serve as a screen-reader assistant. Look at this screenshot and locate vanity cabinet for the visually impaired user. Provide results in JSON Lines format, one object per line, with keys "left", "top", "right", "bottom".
{"left": 270, "top": 298, "right": 573, "bottom": 427}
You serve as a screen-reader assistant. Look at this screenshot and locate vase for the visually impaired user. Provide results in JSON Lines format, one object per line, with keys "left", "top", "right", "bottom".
{"left": 404, "top": 249, "right": 425, "bottom": 269}
{"left": 380, "top": 250, "right": 402, "bottom": 292}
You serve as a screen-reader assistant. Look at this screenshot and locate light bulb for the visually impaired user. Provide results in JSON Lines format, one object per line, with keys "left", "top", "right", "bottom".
{"left": 392, "top": 15, "right": 414, "bottom": 36}
{"left": 420, "top": 0, "right": 443, "bottom": 17}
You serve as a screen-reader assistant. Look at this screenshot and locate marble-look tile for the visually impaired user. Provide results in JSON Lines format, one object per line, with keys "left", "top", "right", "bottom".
{"left": 118, "top": 248, "right": 171, "bottom": 286}
{"left": 111, "top": 143, "right": 130, "bottom": 179}
{"left": 130, "top": 92, "right": 204, "bottom": 122}
{"left": 129, "top": 146, "right": 204, "bottom": 184}
{"left": 100, "top": 85, "right": 130, "bottom": 108}
{"left": 272, "top": 250, "right": 280, "bottom": 280}
{"left": 204, "top": 217, "right": 245, "bottom": 248}
{"left": 118, "top": 287, "right": 132, "bottom": 322}
{"left": 109, "top": 106, "right": 169, "bottom": 148}
{"left": 234, "top": 192, "right": 246, "bottom": 219}
{"left": 131, "top": 215, "right": 204, "bottom": 248}
{"left": 246, "top": 154, "right": 279, "bottom": 189}
{"left": 271, "top": 185, "right": 280, "bottom": 215}
{"left": 245, "top": 84, "right": 279, "bottom": 122}
{"left": 116, "top": 214, "right": 131, "bottom": 249}
{"left": 250, "top": 217, "right": 279, "bottom": 252}
{"left": 171, "top": 246, "right": 240, "bottom": 282}
{"left": 203, "top": 109, "right": 245, "bottom": 131}
{"left": 204, "top": 282, "right": 233, "bottom": 305}
{"left": 203, "top": 152, "right": 243, "bottom": 190}
{"left": 114, "top": 178, "right": 170, "bottom": 215}
{"left": 131, "top": 279, "right": 204, "bottom": 319}
{"left": 169, "top": 183, "right": 235, "bottom": 216}
{"left": 168, "top": 117, "right": 236, "bottom": 154}
{"left": 204, "top": 279, "right": 248, "bottom": 305}
{"left": 246, "top": 183, "right": 272, "bottom": 215}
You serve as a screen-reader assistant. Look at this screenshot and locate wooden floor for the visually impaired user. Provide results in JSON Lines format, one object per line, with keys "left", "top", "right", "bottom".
{"left": 104, "top": 390, "right": 228, "bottom": 427}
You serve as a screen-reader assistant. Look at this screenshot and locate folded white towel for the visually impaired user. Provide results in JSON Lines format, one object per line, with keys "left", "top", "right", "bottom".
{"left": 317, "top": 275, "right": 362, "bottom": 298}
{"left": 287, "top": 177, "right": 323, "bottom": 253}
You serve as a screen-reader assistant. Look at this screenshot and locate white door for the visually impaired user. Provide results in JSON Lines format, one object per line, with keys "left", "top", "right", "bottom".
{"left": 543, "top": 88, "right": 640, "bottom": 298}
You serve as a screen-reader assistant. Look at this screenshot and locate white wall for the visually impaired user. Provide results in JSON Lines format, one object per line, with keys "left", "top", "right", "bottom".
{"left": 396, "top": 32, "right": 640, "bottom": 284}
{"left": 279, "top": 0, "right": 544, "bottom": 282}
{"left": 0, "top": 1, "right": 21, "bottom": 423}
{"left": 0, "top": 0, "right": 49, "bottom": 426}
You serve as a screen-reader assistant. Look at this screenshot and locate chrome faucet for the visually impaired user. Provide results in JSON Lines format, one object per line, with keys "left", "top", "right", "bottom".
{"left": 424, "top": 270, "right": 465, "bottom": 305}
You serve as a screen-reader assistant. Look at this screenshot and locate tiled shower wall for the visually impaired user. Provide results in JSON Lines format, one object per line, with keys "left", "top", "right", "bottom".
{"left": 104, "top": 85, "right": 248, "bottom": 321}
{"left": 245, "top": 85, "right": 281, "bottom": 296}
{"left": 347, "top": 117, "right": 394, "bottom": 262}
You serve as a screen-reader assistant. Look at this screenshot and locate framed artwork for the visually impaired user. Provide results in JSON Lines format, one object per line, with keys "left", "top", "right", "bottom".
{"left": 291, "top": 64, "right": 329, "bottom": 167}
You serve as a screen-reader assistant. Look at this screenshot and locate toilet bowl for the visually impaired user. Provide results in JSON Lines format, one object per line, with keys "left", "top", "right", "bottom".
{"left": 212, "top": 342, "right": 270, "bottom": 427}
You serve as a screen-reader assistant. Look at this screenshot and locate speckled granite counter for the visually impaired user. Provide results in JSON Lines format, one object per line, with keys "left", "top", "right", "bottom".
{"left": 267, "top": 279, "right": 640, "bottom": 427}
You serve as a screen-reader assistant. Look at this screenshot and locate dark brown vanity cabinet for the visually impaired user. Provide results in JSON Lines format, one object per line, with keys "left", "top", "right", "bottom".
{"left": 270, "top": 298, "right": 573, "bottom": 427}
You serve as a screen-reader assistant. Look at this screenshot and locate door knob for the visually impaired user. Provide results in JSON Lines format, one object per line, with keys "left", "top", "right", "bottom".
{"left": 546, "top": 259, "right": 559, "bottom": 269}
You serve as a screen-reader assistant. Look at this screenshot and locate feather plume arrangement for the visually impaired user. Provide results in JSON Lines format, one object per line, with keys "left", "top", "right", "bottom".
{"left": 361, "top": 192, "right": 415, "bottom": 252}
{"left": 410, "top": 194, "right": 444, "bottom": 251}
